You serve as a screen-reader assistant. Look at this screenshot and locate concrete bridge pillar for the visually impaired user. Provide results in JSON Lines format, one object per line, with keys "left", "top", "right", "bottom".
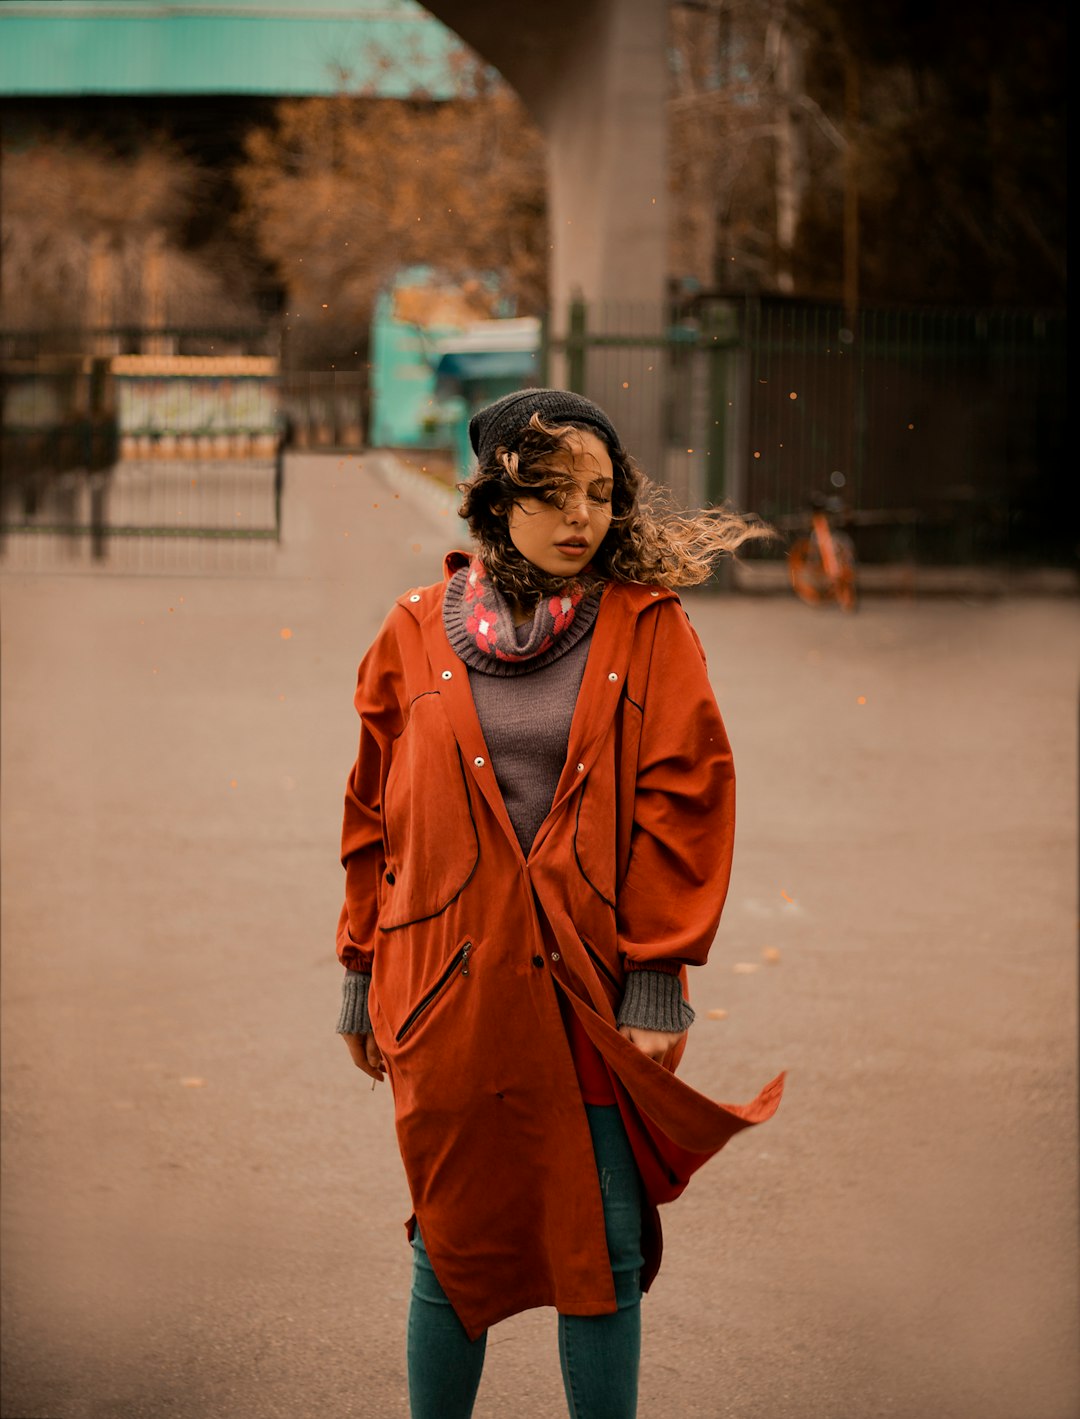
{"left": 422, "top": 0, "right": 669, "bottom": 340}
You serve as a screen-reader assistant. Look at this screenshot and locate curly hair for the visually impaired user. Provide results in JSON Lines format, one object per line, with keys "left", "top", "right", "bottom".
{"left": 457, "top": 412, "right": 778, "bottom": 602}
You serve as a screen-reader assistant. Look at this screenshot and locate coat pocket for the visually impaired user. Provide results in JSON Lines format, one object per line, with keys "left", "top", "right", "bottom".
{"left": 394, "top": 938, "right": 474, "bottom": 1044}
{"left": 572, "top": 769, "right": 617, "bottom": 907}
{"left": 380, "top": 693, "right": 480, "bottom": 930}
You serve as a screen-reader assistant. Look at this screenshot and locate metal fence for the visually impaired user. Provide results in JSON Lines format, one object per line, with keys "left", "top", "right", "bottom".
{"left": 545, "top": 297, "right": 1069, "bottom": 566}
{"left": 737, "top": 301, "right": 1067, "bottom": 564}
{"left": 2, "top": 307, "right": 1069, "bottom": 571}
{"left": 280, "top": 371, "right": 368, "bottom": 450}
{"left": 0, "top": 460, "right": 282, "bottom": 575}
{"left": 1, "top": 330, "right": 284, "bottom": 569}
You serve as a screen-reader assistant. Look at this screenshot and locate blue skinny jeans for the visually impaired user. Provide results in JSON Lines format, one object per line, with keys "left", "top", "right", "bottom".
{"left": 407, "top": 1103, "right": 645, "bottom": 1419}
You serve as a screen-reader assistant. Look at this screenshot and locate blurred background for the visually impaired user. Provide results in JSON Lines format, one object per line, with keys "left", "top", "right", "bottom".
{"left": 1, "top": 7, "right": 1076, "bottom": 1419}
{"left": 0, "top": 0, "right": 1069, "bottom": 578}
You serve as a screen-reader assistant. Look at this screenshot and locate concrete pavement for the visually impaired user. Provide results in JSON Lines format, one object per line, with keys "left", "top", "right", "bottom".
{"left": 2, "top": 452, "right": 1077, "bottom": 1419}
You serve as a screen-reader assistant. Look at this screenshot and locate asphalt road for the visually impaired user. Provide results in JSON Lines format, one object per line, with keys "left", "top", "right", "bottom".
{"left": 2, "top": 452, "right": 1077, "bottom": 1419}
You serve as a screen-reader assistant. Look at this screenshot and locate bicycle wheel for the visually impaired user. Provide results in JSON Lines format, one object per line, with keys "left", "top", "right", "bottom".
{"left": 788, "top": 536, "right": 829, "bottom": 605}
{"left": 788, "top": 532, "right": 858, "bottom": 609}
{"left": 831, "top": 531, "right": 858, "bottom": 612}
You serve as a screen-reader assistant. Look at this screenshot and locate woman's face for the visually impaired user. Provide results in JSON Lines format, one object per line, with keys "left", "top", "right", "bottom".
{"left": 505, "top": 429, "right": 614, "bottom": 578}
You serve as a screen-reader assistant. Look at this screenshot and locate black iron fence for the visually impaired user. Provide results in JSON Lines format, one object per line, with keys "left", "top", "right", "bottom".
{"left": 545, "top": 296, "right": 1069, "bottom": 567}
{"left": 736, "top": 301, "right": 1068, "bottom": 565}
{"left": 2, "top": 306, "right": 1069, "bottom": 571}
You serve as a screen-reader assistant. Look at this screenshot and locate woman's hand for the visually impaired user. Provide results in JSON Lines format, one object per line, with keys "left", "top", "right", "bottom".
{"left": 341, "top": 1031, "right": 386, "bottom": 1084}
{"left": 618, "top": 1025, "right": 685, "bottom": 1062}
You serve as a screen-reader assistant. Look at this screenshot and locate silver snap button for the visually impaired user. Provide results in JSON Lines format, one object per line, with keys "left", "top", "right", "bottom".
{"left": 474, "top": 756, "right": 485, "bottom": 767}
{"left": 441, "top": 670, "right": 453, "bottom": 680}
{"left": 650, "top": 590, "right": 660, "bottom": 597}
{"left": 607, "top": 672, "right": 618, "bottom": 682}
{"left": 409, "top": 594, "right": 421, "bottom": 603}
{"left": 550, "top": 952, "right": 560, "bottom": 962}
{"left": 576, "top": 762, "right": 585, "bottom": 773}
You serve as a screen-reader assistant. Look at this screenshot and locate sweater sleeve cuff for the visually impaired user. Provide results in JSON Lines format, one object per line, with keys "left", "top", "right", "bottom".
{"left": 336, "top": 970, "right": 372, "bottom": 1035}
{"left": 616, "top": 969, "right": 695, "bottom": 1033}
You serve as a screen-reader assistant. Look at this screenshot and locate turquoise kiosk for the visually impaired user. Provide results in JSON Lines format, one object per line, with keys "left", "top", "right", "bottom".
{"left": 432, "top": 320, "right": 540, "bottom": 474}
{"left": 369, "top": 268, "right": 539, "bottom": 473}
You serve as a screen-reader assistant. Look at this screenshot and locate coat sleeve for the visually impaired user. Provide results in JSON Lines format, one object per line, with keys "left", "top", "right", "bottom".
{"left": 335, "top": 607, "right": 410, "bottom": 973}
{"left": 615, "top": 598, "right": 735, "bottom": 970}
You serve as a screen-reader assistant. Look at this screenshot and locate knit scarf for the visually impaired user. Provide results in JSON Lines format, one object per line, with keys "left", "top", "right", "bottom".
{"left": 445, "top": 557, "right": 601, "bottom": 672}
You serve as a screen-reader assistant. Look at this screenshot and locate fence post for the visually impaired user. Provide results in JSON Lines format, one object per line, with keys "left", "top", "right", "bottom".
{"left": 567, "top": 299, "right": 587, "bottom": 394}
{"left": 537, "top": 310, "right": 551, "bottom": 389}
{"left": 703, "top": 301, "right": 733, "bottom": 507}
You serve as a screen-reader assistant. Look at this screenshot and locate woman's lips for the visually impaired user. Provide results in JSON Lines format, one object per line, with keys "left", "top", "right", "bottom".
{"left": 554, "top": 540, "right": 589, "bottom": 556}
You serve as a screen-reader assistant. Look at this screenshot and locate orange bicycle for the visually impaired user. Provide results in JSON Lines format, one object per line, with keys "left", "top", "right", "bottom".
{"left": 787, "top": 493, "right": 858, "bottom": 611}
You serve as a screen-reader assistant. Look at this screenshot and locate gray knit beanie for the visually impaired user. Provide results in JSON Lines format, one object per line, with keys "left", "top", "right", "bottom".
{"left": 468, "top": 388, "right": 622, "bottom": 467}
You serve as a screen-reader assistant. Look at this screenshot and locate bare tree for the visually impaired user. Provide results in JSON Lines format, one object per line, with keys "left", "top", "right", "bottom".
{"left": 233, "top": 56, "right": 547, "bottom": 362}
{"left": 0, "top": 133, "right": 258, "bottom": 332}
{"left": 668, "top": 0, "right": 1066, "bottom": 307}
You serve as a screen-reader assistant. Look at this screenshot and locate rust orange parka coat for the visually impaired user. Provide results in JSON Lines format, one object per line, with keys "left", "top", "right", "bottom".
{"left": 337, "top": 554, "right": 783, "bottom": 1340}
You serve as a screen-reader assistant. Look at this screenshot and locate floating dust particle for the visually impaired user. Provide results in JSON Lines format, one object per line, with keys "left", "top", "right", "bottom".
{"left": 789, "top": 391, "right": 798, "bottom": 400}
{"left": 733, "top": 962, "right": 759, "bottom": 974}
{"left": 753, "top": 451, "right": 761, "bottom": 459}
{"left": 229, "top": 779, "right": 238, "bottom": 788}
{"left": 278, "top": 694, "right": 286, "bottom": 701}
{"left": 179, "top": 1077, "right": 206, "bottom": 1088}
{"left": 622, "top": 381, "right": 630, "bottom": 389}
{"left": 762, "top": 947, "right": 782, "bottom": 964}
{"left": 280, "top": 627, "right": 293, "bottom": 639}
{"left": 707, "top": 1008, "right": 729, "bottom": 1021}
{"left": 857, "top": 695, "right": 867, "bottom": 705}
{"left": 780, "top": 890, "right": 795, "bottom": 904}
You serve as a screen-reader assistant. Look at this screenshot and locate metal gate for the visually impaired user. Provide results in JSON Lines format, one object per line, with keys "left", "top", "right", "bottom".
{"left": 1, "top": 329, "right": 284, "bottom": 571}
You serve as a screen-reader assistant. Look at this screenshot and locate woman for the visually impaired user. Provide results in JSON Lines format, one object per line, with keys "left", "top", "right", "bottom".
{"left": 336, "top": 388, "right": 784, "bottom": 1419}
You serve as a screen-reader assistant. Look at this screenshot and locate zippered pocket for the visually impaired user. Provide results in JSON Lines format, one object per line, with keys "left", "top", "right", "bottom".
{"left": 395, "top": 939, "right": 474, "bottom": 1043}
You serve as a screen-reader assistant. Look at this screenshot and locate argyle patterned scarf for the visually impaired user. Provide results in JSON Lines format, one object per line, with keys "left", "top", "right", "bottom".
{"left": 462, "top": 557, "right": 589, "bottom": 663}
